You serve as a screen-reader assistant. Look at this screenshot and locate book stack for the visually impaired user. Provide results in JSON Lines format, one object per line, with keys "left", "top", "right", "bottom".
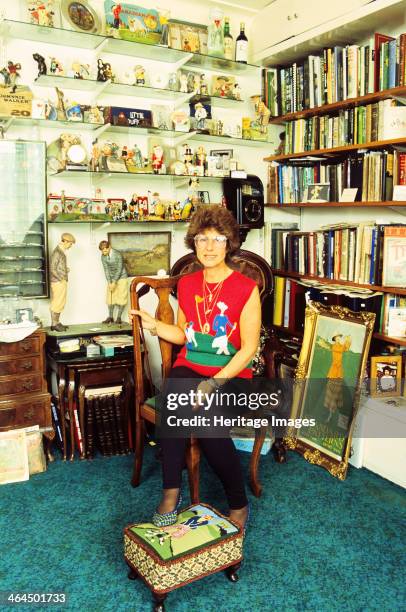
{"left": 262, "top": 32, "right": 406, "bottom": 116}
{"left": 83, "top": 386, "right": 130, "bottom": 458}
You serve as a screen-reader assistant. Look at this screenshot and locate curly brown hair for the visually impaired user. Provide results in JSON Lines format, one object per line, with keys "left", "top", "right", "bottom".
{"left": 185, "top": 205, "right": 240, "bottom": 258}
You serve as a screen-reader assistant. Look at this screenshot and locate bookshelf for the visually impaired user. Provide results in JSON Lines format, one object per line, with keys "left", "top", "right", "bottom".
{"left": 263, "top": 10, "right": 406, "bottom": 350}
{"left": 264, "top": 138, "right": 406, "bottom": 162}
{"left": 271, "top": 269, "right": 406, "bottom": 296}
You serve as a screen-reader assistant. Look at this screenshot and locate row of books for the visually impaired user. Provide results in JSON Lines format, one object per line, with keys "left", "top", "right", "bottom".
{"left": 84, "top": 388, "right": 131, "bottom": 458}
{"left": 267, "top": 149, "right": 405, "bottom": 203}
{"left": 272, "top": 277, "right": 406, "bottom": 338}
{"left": 262, "top": 32, "right": 406, "bottom": 116}
{"left": 50, "top": 388, "right": 131, "bottom": 458}
{"left": 283, "top": 99, "right": 403, "bottom": 154}
{"left": 270, "top": 223, "right": 406, "bottom": 288}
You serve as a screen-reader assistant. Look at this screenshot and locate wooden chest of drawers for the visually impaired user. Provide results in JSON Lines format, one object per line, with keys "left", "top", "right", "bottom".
{"left": 0, "top": 330, "right": 53, "bottom": 439}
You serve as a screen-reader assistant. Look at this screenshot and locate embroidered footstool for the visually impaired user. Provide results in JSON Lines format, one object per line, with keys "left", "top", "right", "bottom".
{"left": 124, "top": 502, "right": 244, "bottom": 611}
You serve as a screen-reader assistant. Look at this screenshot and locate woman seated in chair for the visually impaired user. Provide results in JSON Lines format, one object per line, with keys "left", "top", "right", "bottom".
{"left": 130, "top": 205, "right": 261, "bottom": 530}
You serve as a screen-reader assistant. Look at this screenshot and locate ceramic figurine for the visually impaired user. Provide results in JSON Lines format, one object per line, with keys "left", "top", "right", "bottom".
{"left": 195, "top": 145, "right": 207, "bottom": 174}
{"left": 200, "top": 74, "right": 208, "bottom": 95}
{"left": 168, "top": 72, "right": 178, "bottom": 91}
{"left": 97, "top": 59, "right": 109, "bottom": 82}
{"left": 132, "top": 144, "right": 143, "bottom": 168}
{"left": 72, "top": 62, "right": 90, "bottom": 79}
{"left": 233, "top": 82, "right": 242, "bottom": 101}
{"left": 112, "top": 3, "right": 122, "bottom": 28}
{"left": 65, "top": 101, "right": 82, "bottom": 121}
{"left": 90, "top": 139, "right": 101, "bottom": 171}
{"left": 183, "top": 144, "right": 194, "bottom": 174}
{"left": 49, "top": 57, "right": 64, "bottom": 75}
{"left": 194, "top": 102, "right": 208, "bottom": 131}
{"left": 55, "top": 87, "right": 66, "bottom": 120}
{"left": 207, "top": 8, "right": 224, "bottom": 58}
{"left": 193, "top": 73, "right": 201, "bottom": 95}
{"left": 152, "top": 144, "right": 164, "bottom": 174}
{"left": 134, "top": 65, "right": 146, "bottom": 86}
{"left": 180, "top": 73, "right": 188, "bottom": 93}
{"left": 33, "top": 54, "right": 46, "bottom": 79}
{"left": 251, "top": 94, "right": 271, "bottom": 132}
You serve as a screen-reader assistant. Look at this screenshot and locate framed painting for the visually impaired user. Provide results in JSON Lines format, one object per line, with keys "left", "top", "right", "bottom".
{"left": 284, "top": 301, "right": 375, "bottom": 480}
{"left": 108, "top": 232, "right": 171, "bottom": 277}
{"left": 370, "top": 355, "right": 402, "bottom": 397}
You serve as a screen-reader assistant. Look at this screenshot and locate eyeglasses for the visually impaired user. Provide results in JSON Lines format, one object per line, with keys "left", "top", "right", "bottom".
{"left": 194, "top": 235, "right": 227, "bottom": 248}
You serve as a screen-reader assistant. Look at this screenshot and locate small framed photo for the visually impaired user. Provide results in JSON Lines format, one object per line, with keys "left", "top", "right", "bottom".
{"left": 16, "top": 308, "right": 34, "bottom": 323}
{"left": 370, "top": 355, "right": 402, "bottom": 397}
{"left": 209, "top": 149, "right": 233, "bottom": 176}
{"left": 303, "top": 183, "right": 330, "bottom": 203}
{"left": 198, "top": 191, "right": 210, "bottom": 204}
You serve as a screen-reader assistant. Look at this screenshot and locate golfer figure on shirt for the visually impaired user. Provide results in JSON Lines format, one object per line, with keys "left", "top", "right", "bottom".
{"left": 212, "top": 301, "right": 236, "bottom": 355}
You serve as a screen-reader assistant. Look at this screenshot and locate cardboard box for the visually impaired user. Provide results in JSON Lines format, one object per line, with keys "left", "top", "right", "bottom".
{"left": 103, "top": 106, "right": 152, "bottom": 128}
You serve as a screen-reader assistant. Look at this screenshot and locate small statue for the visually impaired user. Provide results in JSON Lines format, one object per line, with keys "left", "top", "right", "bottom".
{"left": 183, "top": 144, "right": 194, "bottom": 174}
{"left": 200, "top": 74, "right": 208, "bottom": 95}
{"left": 159, "top": 9, "right": 170, "bottom": 46}
{"left": 151, "top": 144, "right": 164, "bottom": 174}
{"left": 233, "top": 83, "right": 242, "bottom": 101}
{"left": 7, "top": 61, "right": 22, "bottom": 92}
{"left": 90, "top": 139, "right": 101, "bottom": 171}
{"left": 133, "top": 144, "right": 143, "bottom": 168}
{"left": 49, "top": 57, "right": 64, "bottom": 75}
{"left": 98, "top": 240, "right": 128, "bottom": 325}
{"left": 180, "top": 73, "right": 188, "bottom": 93}
{"left": 193, "top": 73, "right": 201, "bottom": 95}
{"left": 97, "top": 59, "right": 108, "bottom": 82}
{"left": 50, "top": 232, "right": 76, "bottom": 331}
{"left": 134, "top": 65, "right": 146, "bottom": 86}
{"left": 195, "top": 145, "right": 207, "bottom": 173}
{"left": 194, "top": 102, "right": 208, "bottom": 131}
{"left": 33, "top": 54, "right": 46, "bottom": 78}
{"left": 72, "top": 62, "right": 90, "bottom": 79}
{"left": 251, "top": 94, "right": 271, "bottom": 132}
{"left": 55, "top": 87, "right": 66, "bottom": 120}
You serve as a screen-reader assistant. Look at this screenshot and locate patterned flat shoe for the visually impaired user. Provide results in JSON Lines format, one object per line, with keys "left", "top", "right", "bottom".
{"left": 152, "top": 494, "right": 183, "bottom": 527}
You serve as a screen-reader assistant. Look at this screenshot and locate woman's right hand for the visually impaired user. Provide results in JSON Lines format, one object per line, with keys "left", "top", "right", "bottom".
{"left": 128, "top": 308, "right": 157, "bottom": 332}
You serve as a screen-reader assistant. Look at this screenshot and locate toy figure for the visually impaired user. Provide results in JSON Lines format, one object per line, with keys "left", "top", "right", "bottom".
{"left": 98, "top": 240, "right": 128, "bottom": 325}
{"left": 200, "top": 74, "right": 208, "bottom": 95}
{"left": 251, "top": 94, "right": 271, "bottom": 132}
{"left": 180, "top": 73, "right": 188, "bottom": 93}
{"left": 55, "top": 87, "right": 66, "bottom": 120}
{"left": 168, "top": 72, "right": 178, "bottom": 91}
{"left": 183, "top": 144, "right": 193, "bottom": 173}
{"left": 49, "top": 57, "right": 63, "bottom": 75}
{"left": 65, "top": 101, "right": 82, "bottom": 121}
{"left": 33, "top": 54, "right": 46, "bottom": 78}
{"left": 193, "top": 73, "right": 201, "bottom": 95}
{"left": 72, "top": 62, "right": 90, "bottom": 79}
{"left": 233, "top": 83, "right": 242, "bottom": 101}
{"left": 207, "top": 8, "right": 224, "bottom": 58}
{"left": 50, "top": 232, "right": 76, "bottom": 331}
{"left": 90, "top": 139, "right": 101, "bottom": 171}
{"left": 134, "top": 65, "right": 146, "bottom": 86}
{"left": 152, "top": 144, "right": 164, "bottom": 174}
{"left": 87, "top": 106, "right": 103, "bottom": 124}
{"left": 97, "top": 59, "right": 114, "bottom": 82}
{"left": 194, "top": 102, "right": 208, "bottom": 131}
{"left": 195, "top": 145, "right": 207, "bottom": 172}
{"left": 7, "top": 61, "right": 21, "bottom": 92}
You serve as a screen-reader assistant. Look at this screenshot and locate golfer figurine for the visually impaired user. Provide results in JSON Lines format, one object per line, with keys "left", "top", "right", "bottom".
{"left": 49, "top": 232, "right": 76, "bottom": 331}
{"left": 98, "top": 240, "right": 128, "bottom": 324}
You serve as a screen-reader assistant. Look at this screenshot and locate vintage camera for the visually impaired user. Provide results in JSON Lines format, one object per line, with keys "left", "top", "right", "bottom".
{"left": 222, "top": 175, "right": 264, "bottom": 229}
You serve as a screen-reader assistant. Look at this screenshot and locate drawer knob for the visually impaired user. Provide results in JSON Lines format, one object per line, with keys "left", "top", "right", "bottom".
{"left": 22, "top": 380, "right": 34, "bottom": 391}
{"left": 22, "top": 361, "right": 33, "bottom": 370}
{"left": 21, "top": 342, "right": 31, "bottom": 352}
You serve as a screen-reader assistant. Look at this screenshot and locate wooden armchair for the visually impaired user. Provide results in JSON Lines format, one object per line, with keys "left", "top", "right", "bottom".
{"left": 130, "top": 274, "right": 200, "bottom": 503}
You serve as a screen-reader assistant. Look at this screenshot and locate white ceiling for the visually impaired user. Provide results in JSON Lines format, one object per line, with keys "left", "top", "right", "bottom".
{"left": 206, "top": 0, "right": 274, "bottom": 13}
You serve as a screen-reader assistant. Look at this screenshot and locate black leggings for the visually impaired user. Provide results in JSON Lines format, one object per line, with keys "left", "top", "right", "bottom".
{"left": 159, "top": 366, "right": 248, "bottom": 510}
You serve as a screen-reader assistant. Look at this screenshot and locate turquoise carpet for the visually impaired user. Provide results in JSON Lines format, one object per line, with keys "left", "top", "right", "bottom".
{"left": 0, "top": 449, "right": 405, "bottom": 612}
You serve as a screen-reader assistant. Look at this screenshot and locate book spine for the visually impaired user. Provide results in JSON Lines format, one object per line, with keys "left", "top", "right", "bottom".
{"left": 93, "top": 396, "right": 106, "bottom": 455}
{"left": 86, "top": 397, "right": 94, "bottom": 459}
{"left": 101, "top": 396, "right": 114, "bottom": 456}
{"left": 114, "top": 393, "right": 129, "bottom": 454}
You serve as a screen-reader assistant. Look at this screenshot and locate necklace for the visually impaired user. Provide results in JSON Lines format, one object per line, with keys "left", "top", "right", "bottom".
{"left": 204, "top": 278, "right": 223, "bottom": 303}
{"left": 203, "top": 279, "right": 224, "bottom": 315}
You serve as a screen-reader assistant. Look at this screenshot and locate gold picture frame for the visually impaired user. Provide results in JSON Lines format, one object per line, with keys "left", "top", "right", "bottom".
{"left": 284, "top": 302, "right": 375, "bottom": 480}
{"left": 370, "top": 355, "right": 402, "bottom": 397}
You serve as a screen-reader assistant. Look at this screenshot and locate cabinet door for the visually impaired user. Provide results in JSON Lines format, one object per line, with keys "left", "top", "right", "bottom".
{"left": 251, "top": 0, "right": 296, "bottom": 50}
{"left": 291, "top": 0, "right": 370, "bottom": 38}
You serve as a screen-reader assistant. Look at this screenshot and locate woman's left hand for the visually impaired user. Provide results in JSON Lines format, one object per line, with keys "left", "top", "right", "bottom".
{"left": 192, "top": 379, "right": 216, "bottom": 412}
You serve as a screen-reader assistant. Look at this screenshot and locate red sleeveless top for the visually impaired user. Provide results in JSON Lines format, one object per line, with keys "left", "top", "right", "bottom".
{"left": 173, "top": 269, "right": 257, "bottom": 378}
